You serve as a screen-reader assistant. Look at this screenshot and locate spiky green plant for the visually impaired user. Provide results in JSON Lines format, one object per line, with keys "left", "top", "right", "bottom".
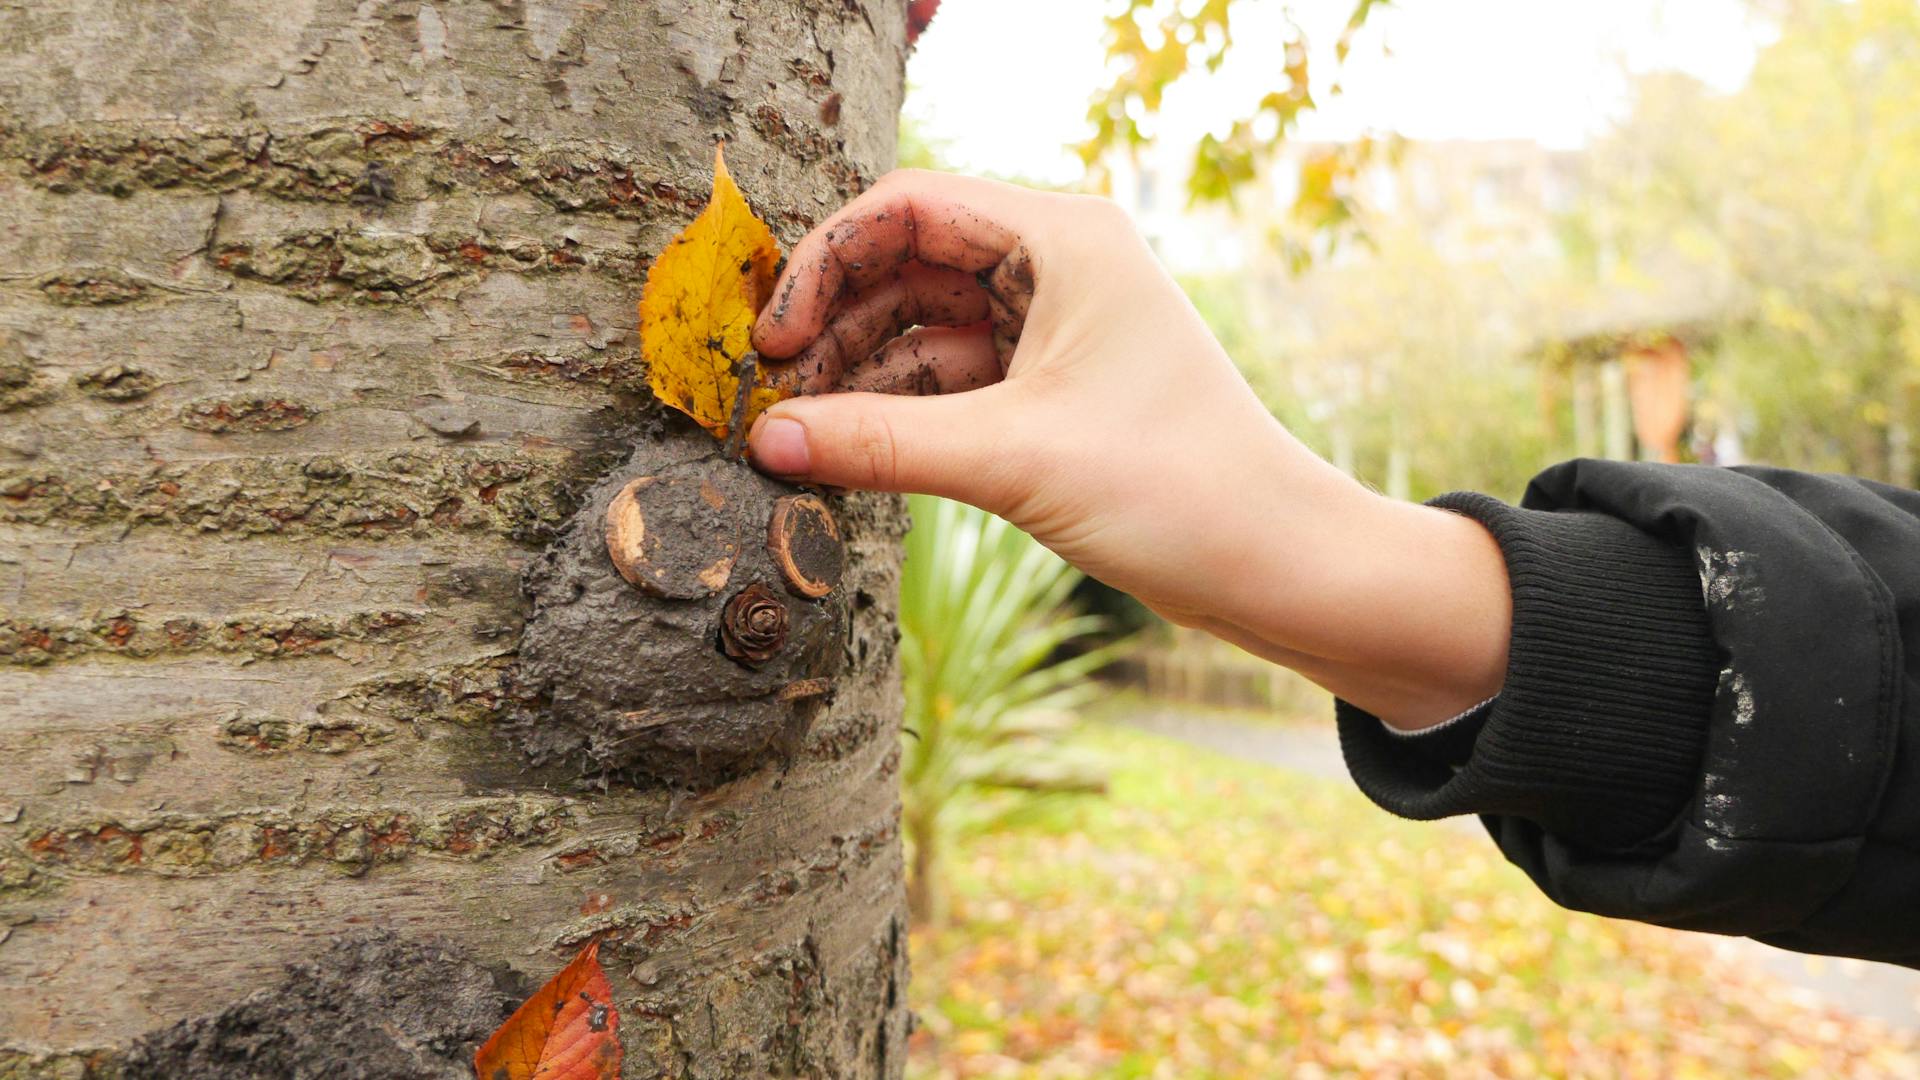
{"left": 899, "top": 494, "right": 1125, "bottom": 925}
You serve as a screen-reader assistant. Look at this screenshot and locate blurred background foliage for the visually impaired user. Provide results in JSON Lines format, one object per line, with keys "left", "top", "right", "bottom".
{"left": 899, "top": 495, "right": 1124, "bottom": 927}
{"left": 1075, "top": 0, "right": 1920, "bottom": 501}
{"left": 907, "top": 724, "right": 1920, "bottom": 1079}
{"left": 1082, "top": 0, "right": 1395, "bottom": 244}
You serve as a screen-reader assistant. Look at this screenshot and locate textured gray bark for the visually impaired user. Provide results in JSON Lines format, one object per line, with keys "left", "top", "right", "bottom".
{"left": 0, "top": 1, "right": 910, "bottom": 1076}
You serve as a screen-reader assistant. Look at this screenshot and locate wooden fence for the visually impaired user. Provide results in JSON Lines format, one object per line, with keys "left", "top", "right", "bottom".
{"left": 1107, "top": 626, "right": 1332, "bottom": 718}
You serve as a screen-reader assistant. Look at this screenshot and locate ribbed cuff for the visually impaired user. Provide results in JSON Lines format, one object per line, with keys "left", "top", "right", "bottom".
{"left": 1337, "top": 492, "right": 1720, "bottom": 852}
{"left": 1380, "top": 696, "right": 1497, "bottom": 768}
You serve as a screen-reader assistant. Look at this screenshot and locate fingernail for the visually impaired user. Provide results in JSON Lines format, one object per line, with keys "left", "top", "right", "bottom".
{"left": 750, "top": 414, "right": 810, "bottom": 477}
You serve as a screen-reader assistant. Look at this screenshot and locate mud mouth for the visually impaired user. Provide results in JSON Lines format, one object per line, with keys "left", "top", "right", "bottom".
{"left": 121, "top": 931, "right": 522, "bottom": 1080}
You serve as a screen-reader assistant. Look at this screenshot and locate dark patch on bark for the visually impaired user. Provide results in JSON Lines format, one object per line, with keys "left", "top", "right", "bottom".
{"left": 34, "top": 267, "right": 149, "bottom": 306}
{"left": 180, "top": 396, "right": 318, "bottom": 433}
{"left": 353, "top": 160, "right": 396, "bottom": 206}
{"left": 685, "top": 84, "right": 737, "bottom": 123}
{"left": 120, "top": 931, "right": 522, "bottom": 1080}
{"left": 511, "top": 436, "right": 849, "bottom": 788}
{"left": 0, "top": 344, "right": 53, "bottom": 413}
{"left": 748, "top": 104, "right": 866, "bottom": 195}
{"left": 210, "top": 231, "right": 451, "bottom": 302}
{"left": 73, "top": 363, "right": 156, "bottom": 402}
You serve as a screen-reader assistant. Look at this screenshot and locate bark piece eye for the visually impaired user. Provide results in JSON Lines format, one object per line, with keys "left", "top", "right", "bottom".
{"left": 603, "top": 467, "right": 741, "bottom": 599}
{"left": 767, "top": 494, "right": 845, "bottom": 598}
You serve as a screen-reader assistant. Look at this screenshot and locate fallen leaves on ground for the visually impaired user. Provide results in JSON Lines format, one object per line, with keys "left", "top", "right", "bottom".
{"left": 474, "top": 941, "right": 621, "bottom": 1080}
{"left": 640, "top": 143, "right": 786, "bottom": 440}
{"left": 909, "top": 725, "right": 1920, "bottom": 1080}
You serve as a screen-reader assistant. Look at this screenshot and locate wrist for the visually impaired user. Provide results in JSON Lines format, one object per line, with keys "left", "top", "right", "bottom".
{"left": 1224, "top": 466, "right": 1511, "bottom": 729}
{"left": 1360, "top": 501, "right": 1512, "bottom": 726}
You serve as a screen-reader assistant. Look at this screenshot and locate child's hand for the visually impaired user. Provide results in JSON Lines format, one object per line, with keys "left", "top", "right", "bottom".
{"left": 749, "top": 170, "right": 1510, "bottom": 727}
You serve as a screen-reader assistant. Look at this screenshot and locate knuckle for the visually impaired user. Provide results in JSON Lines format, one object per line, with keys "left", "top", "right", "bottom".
{"left": 842, "top": 410, "right": 901, "bottom": 490}
{"left": 964, "top": 399, "right": 1046, "bottom": 516}
{"left": 1067, "top": 192, "right": 1129, "bottom": 226}
{"left": 1037, "top": 194, "right": 1136, "bottom": 259}
{"left": 876, "top": 167, "right": 930, "bottom": 190}
{"left": 970, "top": 460, "right": 1030, "bottom": 521}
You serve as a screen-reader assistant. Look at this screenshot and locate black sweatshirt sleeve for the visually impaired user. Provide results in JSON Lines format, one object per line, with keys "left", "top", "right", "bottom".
{"left": 1336, "top": 460, "right": 1920, "bottom": 968}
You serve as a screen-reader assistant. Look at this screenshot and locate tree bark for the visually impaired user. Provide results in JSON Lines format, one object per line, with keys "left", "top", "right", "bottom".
{"left": 0, "top": 1, "right": 911, "bottom": 1076}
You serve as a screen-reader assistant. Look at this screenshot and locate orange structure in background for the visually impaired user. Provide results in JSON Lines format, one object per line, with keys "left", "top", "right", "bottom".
{"left": 1624, "top": 336, "right": 1693, "bottom": 464}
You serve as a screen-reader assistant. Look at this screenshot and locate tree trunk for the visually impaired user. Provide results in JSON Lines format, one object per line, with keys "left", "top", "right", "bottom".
{"left": 0, "top": 2, "right": 911, "bottom": 1076}
{"left": 1571, "top": 362, "right": 1600, "bottom": 459}
{"left": 1599, "top": 357, "right": 1633, "bottom": 461}
{"left": 903, "top": 806, "right": 940, "bottom": 930}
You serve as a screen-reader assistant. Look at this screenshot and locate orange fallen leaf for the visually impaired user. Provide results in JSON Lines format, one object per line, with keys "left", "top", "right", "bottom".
{"left": 474, "top": 941, "right": 621, "bottom": 1080}
{"left": 908, "top": 0, "right": 942, "bottom": 44}
{"left": 641, "top": 143, "right": 788, "bottom": 441}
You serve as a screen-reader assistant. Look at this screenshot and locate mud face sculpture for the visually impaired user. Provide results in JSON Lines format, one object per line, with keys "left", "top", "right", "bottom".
{"left": 513, "top": 443, "right": 848, "bottom": 788}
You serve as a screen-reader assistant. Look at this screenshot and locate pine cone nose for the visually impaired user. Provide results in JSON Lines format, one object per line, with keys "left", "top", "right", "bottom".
{"left": 720, "top": 583, "right": 789, "bottom": 665}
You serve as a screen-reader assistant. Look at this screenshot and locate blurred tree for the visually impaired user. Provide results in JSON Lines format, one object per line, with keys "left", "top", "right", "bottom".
{"left": 1297, "top": 221, "right": 1553, "bottom": 501}
{"left": 1594, "top": 0, "right": 1920, "bottom": 484}
{"left": 1182, "top": 205, "right": 1557, "bottom": 503}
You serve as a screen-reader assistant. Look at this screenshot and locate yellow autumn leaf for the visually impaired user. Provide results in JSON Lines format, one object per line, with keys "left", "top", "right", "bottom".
{"left": 640, "top": 144, "right": 788, "bottom": 440}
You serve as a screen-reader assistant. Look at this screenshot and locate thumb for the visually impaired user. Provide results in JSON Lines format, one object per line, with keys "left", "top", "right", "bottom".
{"left": 746, "top": 388, "right": 1024, "bottom": 510}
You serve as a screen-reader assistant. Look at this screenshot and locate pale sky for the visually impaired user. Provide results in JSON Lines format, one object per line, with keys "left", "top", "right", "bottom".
{"left": 905, "top": 0, "right": 1769, "bottom": 185}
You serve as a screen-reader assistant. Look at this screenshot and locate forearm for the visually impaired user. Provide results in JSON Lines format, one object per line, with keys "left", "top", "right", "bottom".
{"left": 1176, "top": 430, "right": 1512, "bottom": 729}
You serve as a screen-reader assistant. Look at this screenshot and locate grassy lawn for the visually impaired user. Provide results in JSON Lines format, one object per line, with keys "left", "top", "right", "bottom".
{"left": 907, "top": 725, "right": 1920, "bottom": 1079}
